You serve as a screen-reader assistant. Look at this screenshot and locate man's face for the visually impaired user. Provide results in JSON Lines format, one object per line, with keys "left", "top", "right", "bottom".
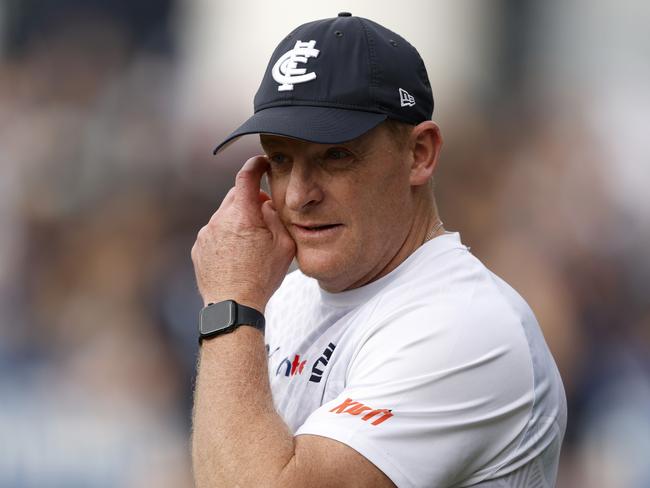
{"left": 261, "top": 124, "right": 416, "bottom": 292}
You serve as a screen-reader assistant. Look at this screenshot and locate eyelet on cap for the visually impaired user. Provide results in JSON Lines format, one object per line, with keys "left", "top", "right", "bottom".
{"left": 335, "top": 30, "right": 343, "bottom": 37}
{"left": 338, "top": 12, "right": 352, "bottom": 17}
{"left": 389, "top": 39, "right": 398, "bottom": 47}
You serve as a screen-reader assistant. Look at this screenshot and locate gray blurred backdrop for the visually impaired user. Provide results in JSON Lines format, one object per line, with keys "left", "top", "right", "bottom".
{"left": 1, "top": 1, "right": 649, "bottom": 487}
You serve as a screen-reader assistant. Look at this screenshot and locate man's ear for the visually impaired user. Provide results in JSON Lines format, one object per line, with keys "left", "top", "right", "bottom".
{"left": 408, "top": 121, "right": 443, "bottom": 186}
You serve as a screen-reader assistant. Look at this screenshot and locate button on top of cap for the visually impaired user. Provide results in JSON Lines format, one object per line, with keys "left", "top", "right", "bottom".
{"left": 338, "top": 12, "right": 352, "bottom": 17}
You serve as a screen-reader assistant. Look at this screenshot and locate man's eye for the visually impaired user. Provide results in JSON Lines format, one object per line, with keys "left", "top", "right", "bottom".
{"left": 325, "top": 148, "right": 352, "bottom": 160}
{"left": 268, "top": 153, "right": 288, "bottom": 164}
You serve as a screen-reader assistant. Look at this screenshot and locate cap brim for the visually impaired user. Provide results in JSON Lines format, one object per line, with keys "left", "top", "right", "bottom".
{"left": 212, "top": 106, "right": 387, "bottom": 155}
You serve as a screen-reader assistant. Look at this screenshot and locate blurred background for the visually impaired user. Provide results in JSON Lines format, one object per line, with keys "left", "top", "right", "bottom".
{"left": 1, "top": 0, "right": 648, "bottom": 486}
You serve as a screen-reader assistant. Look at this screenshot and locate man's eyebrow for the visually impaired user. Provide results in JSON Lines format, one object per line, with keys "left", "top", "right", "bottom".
{"left": 259, "top": 137, "right": 292, "bottom": 150}
{"left": 343, "top": 137, "right": 368, "bottom": 150}
{"left": 259, "top": 139, "right": 275, "bottom": 148}
{"left": 341, "top": 132, "right": 376, "bottom": 153}
{"left": 259, "top": 133, "right": 374, "bottom": 154}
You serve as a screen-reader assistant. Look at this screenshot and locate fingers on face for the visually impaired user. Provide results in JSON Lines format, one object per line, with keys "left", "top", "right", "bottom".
{"left": 222, "top": 187, "right": 237, "bottom": 205}
{"left": 258, "top": 190, "right": 271, "bottom": 203}
{"left": 234, "top": 155, "right": 270, "bottom": 204}
{"left": 212, "top": 157, "right": 271, "bottom": 226}
{"left": 215, "top": 186, "right": 268, "bottom": 217}
{"left": 261, "top": 200, "right": 294, "bottom": 251}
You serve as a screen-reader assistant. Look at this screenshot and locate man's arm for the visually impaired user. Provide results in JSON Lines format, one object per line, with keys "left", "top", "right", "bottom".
{"left": 192, "top": 326, "right": 395, "bottom": 488}
{"left": 190, "top": 156, "right": 395, "bottom": 488}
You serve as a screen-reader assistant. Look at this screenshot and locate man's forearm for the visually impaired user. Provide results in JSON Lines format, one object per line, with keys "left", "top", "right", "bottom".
{"left": 192, "top": 326, "right": 295, "bottom": 487}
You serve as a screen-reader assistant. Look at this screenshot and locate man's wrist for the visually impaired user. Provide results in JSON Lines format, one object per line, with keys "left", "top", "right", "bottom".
{"left": 201, "top": 293, "right": 267, "bottom": 314}
{"left": 199, "top": 299, "right": 266, "bottom": 345}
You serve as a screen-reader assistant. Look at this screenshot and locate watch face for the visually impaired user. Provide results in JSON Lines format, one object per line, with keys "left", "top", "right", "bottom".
{"left": 200, "top": 300, "right": 237, "bottom": 336}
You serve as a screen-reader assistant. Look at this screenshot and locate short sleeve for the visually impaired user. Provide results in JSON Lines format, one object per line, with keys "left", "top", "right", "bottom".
{"left": 294, "top": 304, "right": 536, "bottom": 488}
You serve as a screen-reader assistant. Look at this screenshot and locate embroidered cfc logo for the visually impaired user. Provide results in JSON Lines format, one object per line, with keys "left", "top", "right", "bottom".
{"left": 272, "top": 40, "right": 320, "bottom": 92}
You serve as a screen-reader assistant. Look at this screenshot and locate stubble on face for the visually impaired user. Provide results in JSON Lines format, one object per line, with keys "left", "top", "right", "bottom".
{"left": 262, "top": 124, "right": 415, "bottom": 292}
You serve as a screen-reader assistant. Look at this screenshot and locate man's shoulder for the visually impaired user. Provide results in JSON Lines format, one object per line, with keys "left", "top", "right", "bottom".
{"left": 359, "top": 241, "right": 545, "bottom": 369}
{"left": 401, "top": 237, "right": 536, "bottom": 321}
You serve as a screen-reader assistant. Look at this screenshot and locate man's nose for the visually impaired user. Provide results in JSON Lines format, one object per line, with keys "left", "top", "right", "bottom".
{"left": 285, "top": 162, "right": 324, "bottom": 212}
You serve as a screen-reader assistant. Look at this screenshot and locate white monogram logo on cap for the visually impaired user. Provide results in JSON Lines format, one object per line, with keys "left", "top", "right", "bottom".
{"left": 399, "top": 88, "right": 415, "bottom": 107}
{"left": 272, "top": 40, "right": 320, "bottom": 92}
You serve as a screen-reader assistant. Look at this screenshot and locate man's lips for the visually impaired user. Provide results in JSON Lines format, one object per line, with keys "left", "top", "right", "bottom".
{"left": 293, "top": 223, "right": 341, "bottom": 231}
{"left": 290, "top": 222, "right": 344, "bottom": 240}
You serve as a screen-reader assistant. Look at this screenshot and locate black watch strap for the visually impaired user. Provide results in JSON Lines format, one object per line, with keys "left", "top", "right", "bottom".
{"left": 199, "top": 300, "right": 265, "bottom": 344}
{"left": 235, "top": 303, "right": 266, "bottom": 330}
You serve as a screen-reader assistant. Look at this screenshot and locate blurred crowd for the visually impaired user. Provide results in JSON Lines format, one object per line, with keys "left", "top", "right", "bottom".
{"left": 0, "top": 1, "right": 648, "bottom": 487}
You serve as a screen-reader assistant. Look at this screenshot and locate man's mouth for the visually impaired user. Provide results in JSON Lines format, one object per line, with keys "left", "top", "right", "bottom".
{"left": 291, "top": 222, "right": 343, "bottom": 240}
{"left": 298, "top": 224, "right": 340, "bottom": 231}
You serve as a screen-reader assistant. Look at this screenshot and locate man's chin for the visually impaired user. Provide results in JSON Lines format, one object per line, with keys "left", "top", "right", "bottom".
{"left": 295, "top": 247, "right": 349, "bottom": 284}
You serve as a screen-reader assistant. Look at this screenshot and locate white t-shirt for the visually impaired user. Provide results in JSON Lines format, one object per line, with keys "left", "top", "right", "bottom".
{"left": 265, "top": 232, "right": 567, "bottom": 488}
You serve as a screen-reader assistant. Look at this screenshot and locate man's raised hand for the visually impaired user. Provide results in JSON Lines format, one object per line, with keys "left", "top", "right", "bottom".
{"left": 191, "top": 156, "right": 296, "bottom": 313}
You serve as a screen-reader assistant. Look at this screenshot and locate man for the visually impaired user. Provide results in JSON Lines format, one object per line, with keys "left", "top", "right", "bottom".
{"left": 191, "top": 13, "right": 567, "bottom": 488}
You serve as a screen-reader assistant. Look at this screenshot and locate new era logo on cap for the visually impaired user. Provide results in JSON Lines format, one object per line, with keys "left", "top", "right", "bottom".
{"left": 399, "top": 88, "right": 415, "bottom": 107}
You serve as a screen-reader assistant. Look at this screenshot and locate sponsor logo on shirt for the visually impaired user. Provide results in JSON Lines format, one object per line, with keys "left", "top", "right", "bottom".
{"left": 309, "top": 342, "right": 336, "bottom": 383}
{"left": 274, "top": 342, "right": 337, "bottom": 380}
{"left": 276, "top": 354, "right": 307, "bottom": 376}
{"left": 329, "top": 398, "right": 394, "bottom": 426}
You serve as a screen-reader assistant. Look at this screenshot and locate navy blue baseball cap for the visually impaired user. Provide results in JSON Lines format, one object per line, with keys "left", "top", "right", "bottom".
{"left": 213, "top": 12, "right": 434, "bottom": 154}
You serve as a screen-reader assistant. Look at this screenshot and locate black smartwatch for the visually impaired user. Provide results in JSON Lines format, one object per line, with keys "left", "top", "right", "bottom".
{"left": 198, "top": 300, "right": 265, "bottom": 344}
